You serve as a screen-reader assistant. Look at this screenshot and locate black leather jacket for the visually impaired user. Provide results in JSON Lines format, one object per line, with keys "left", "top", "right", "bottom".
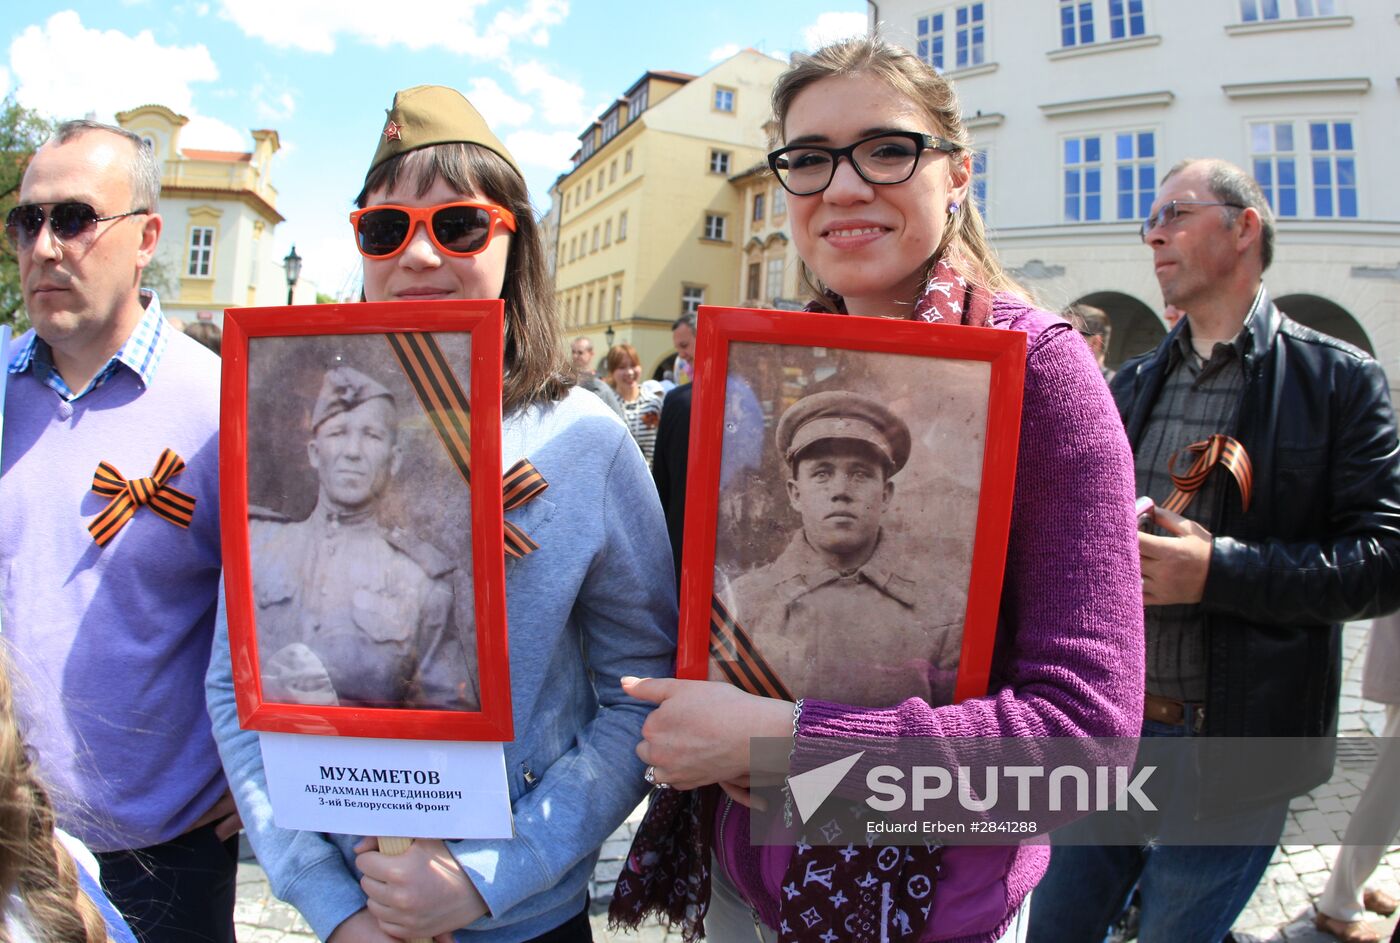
{"left": 1112, "top": 287, "right": 1400, "bottom": 798}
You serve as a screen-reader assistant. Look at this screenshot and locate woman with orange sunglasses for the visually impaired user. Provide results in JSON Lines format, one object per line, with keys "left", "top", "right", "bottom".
{"left": 207, "top": 85, "right": 677, "bottom": 943}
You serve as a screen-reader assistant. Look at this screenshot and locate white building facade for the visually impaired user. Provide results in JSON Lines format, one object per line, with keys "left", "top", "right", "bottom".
{"left": 873, "top": 1, "right": 1399, "bottom": 380}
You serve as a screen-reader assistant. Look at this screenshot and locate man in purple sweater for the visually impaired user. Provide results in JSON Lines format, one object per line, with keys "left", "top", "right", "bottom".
{"left": 1, "top": 120, "right": 234, "bottom": 942}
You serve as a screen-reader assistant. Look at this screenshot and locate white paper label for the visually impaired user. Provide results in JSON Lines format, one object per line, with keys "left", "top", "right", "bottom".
{"left": 260, "top": 732, "right": 513, "bottom": 839}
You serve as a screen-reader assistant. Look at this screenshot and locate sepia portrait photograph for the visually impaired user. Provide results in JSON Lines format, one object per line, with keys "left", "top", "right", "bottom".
{"left": 244, "top": 331, "right": 479, "bottom": 714}
{"left": 708, "top": 339, "right": 993, "bottom": 710}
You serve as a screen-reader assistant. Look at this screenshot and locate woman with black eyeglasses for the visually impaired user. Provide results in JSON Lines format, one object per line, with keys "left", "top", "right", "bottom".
{"left": 611, "top": 37, "right": 1144, "bottom": 943}
{"left": 206, "top": 85, "right": 677, "bottom": 943}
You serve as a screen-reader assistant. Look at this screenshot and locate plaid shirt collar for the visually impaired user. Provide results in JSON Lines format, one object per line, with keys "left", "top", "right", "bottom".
{"left": 8, "top": 289, "right": 170, "bottom": 400}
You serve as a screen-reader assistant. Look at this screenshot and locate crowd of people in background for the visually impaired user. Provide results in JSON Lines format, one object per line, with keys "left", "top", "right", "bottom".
{"left": 2, "top": 31, "right": 1398, "bottom": 943}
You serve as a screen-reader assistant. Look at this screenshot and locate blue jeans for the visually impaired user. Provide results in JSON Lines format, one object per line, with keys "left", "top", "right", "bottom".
{"left": 1025, "top": 718, "right": 1288, "bottom": 943}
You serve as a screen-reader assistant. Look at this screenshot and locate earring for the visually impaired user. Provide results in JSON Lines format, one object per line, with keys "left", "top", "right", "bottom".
{"left": 947, "top": 201, "right": 960, "bottom": 215}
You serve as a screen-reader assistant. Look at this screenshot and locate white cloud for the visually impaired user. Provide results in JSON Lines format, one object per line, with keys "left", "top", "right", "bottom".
{"left": 254, "top": 90, "right": 296, "bottom": 122}
{"left": 708, "top": 42, "right": 741, "bottom": 63}
{"left": 509, "top": 61, "right": 589, "bottom": 128}
{"left": 8, "top": 11, "right": 219, "bottom": 121}
{"left": 464, "top": 77, "right": 533, "bottom": 129}
{"left": 801, "top": 11, "right": 868, "bottom": 50}
{"left": 503, "top": 129, "right": 579, "bottom": 172}
{"left": 181, "top": 114, "right": 248, "bottom": 151}
{"left": 216, "top": 0, "right": 568, "bottom": 58}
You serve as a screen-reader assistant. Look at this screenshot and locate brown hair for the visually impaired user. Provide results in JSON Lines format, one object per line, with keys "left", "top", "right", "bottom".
{"left": 602, "top": 344, "right": 641, "bottom": 383}
{"left": 0, "top": 652, "right": 109, "bottom": 942}
{"left": 356, "top": 144, "right": 571, "bottom": 415}
{"left": 770, "top": 36, "right": 1029, "bottom": 309}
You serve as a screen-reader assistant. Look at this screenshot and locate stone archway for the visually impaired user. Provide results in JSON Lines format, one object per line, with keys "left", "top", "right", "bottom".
{"left": 1275, "top": 294, "right": 1373, "bottom": 355}
{"left": 1072, "top": 291, "right": 1166, "bottom": 369}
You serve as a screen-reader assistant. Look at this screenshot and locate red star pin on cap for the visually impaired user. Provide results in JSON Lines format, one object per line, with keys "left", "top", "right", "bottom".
{"left": 383, "top": 120, "right": 402, "bottom": 142}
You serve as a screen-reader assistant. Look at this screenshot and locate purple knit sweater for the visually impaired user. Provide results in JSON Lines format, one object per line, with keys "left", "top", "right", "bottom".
{"left": 719, "top": 296, "right": 1146, "bottom": 942}
{"left": 0, "top": 329, "right": 225, "bottom": 852}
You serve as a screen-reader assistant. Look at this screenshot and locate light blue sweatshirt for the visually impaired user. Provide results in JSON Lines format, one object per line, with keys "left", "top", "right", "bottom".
{"left": 207, "top": 388, "right": 678, "bottom": 940}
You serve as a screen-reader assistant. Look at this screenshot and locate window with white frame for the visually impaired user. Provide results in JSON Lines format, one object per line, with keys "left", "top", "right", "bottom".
{"left": 613, "top": 285, "right": 623, "bottom": 319}
{"left": 1062, "top": 135, "right": 1102, "bottom": 221}
{"left": 628, "top": 85, "right": 648, "bottom": 121}
{"left": 1250, "top": 121, "right": 1299, "bottom": 217}
{"left": 624, "top": 149, "right": 633, "bottom": 173}
{"left": 681, "top": 285, "right": 705, "bottom": 316}
{"left": 1309, "top": 120, "right": 1356, "bottom": 218}
{"left": 714, "top": 86, "right": 736, "bottom": 112}
{"left": 1109, "top": 0, "right": 1146, "bottom": 38}
{"left": 602, "top": 112, "right": 618, "bottom": 142}
{"left": 187, "top": 227, "right": 214, "bottom": 276}
{"left": 1115, "top": 130, "right": 1156, "bottom": 220}
{"left": 747, "top": 262, "right": 761, "bottom": 301}
{"left": 916, "top": 3, "right": 985, "bottom": 71}
{"left": 585, "top": 179, "right": 592, "bottom": 199}
{"left": 610, "top": 160, "right": 617, "bottom": 183}
{"left": 581, "top": 135, "right": 596, "bottom": 160}
{"left": 618, "top": 211, "right": 628, "bottom": 241}
{"left": 1240, "top": 0, "right": 1336, "bottom": 21}
{"left": 753, "top": 193, "right": 765, "bottom": 223}
{"left": 709, "top": 149, "right": 732, "bottom": 174}
{"left": 604, "top": 219, "right": 612, "bottom": 246}
{"left": 586, "top": 292, "right": 594, "bottom": 323}
{"left": 1060, "top": 1, "right": 1095, "bottom": 47}
{"left": 703, "top": 213, "right": 727, "bottom": 241}
{"left": 971, "top": 149, "right": 988, "bottom": 219}
{"left": 771, "top": 186, "right": 786, "bottom": 216}
{"left": 766, "top": 257, "right": 784, "bottom": 302}
{"left": 592, "top": 226, "right": 600, "bottom": 252}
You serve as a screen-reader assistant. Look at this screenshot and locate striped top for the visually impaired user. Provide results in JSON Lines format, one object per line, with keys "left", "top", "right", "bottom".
{"left": 619, "top": 389, "right": 662, "bottom": 466}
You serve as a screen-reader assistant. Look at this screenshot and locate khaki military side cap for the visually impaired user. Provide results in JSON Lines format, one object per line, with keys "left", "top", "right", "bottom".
{"left": 777, "top": 390, "right": 911, "bottom": 474}
{"left": 367, "top": 84, "right": 523, "bottom": 181}
{"left": 312, "top": 366, "right": 395, "bottom": 430}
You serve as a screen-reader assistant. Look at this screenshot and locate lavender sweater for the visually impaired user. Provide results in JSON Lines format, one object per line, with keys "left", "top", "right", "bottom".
{"left": 719, "top": 298, "right": 1145, "bottom": 942}
{"left": 0, "top": 329, "right": 224, "bottom": 852}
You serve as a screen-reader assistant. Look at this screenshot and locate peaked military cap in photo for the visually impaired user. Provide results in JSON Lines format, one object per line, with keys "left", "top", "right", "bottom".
{"left": 777, "top": 390, "right": 912, "bottom": 475}
{"left": 312, "top": 366, "right": 396, "bottom": 431}
{"left": 368, "top": 84, "right": 524, "bottom": 181}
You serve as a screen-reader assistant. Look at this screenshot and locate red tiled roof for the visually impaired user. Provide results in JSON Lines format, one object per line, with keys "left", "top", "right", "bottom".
{"left": 180, "top": 149, "right": 252, "bottom": 162}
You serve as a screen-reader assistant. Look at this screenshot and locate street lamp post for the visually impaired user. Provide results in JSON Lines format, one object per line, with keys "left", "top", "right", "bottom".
{"left": 604, "top": 324, "right": 616, "bottom": 348}
{"left": 283, "top": 245, "right": 303, "bottom": 305}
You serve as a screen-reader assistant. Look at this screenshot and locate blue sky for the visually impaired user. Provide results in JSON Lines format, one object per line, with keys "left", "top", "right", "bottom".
{"left": 1, "top": 2, "right": 865, "bottom": 297}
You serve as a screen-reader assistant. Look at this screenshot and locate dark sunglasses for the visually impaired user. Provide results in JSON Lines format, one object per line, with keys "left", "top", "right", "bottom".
{"left": 349, "top": 202, "right": 518, "bottom": 259}
{"left": 5, "top": 202, "right": 150, "bottom": 249}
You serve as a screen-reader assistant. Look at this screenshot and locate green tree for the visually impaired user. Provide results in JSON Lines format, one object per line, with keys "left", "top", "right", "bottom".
{"left": 0, "top": 96, "right": 56, "bottom": 331}
{"left": 315, "top": 292, "right": 337, "bottom": 305}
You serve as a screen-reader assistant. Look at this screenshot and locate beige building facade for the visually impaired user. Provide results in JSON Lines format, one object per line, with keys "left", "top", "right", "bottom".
{"left": 553, "top": 50, "right": 787, "bottom": 376}
{"left": 872, "top": 1, "right": 1400, "bottom": 384}
{"left": 117, "top": 105, "right": 297, "bottom": 324}
{"left": 731, "top": 152, "right": 803, "bottom": 311}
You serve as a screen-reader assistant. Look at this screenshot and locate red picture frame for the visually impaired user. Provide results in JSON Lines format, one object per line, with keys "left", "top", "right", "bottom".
{"left": 677, "top": 305, "right": 1026, "bottom": 706}
{"left": 221, "top": 300, "right": 512, "bottom": 742}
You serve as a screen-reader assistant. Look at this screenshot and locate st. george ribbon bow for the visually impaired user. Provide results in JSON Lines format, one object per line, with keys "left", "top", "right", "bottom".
{"left": 88, "top": 448, "right": 196, "bottom": 546}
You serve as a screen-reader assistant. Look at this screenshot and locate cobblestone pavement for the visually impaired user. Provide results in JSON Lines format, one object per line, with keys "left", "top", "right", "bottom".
{"left": 235, "top": 620, "right": 1398, "bottom": 942}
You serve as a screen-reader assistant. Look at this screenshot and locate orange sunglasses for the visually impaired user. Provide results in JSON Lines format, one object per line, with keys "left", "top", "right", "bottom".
{"left": 349, "top": 201, "right": 517, "bottom": 259}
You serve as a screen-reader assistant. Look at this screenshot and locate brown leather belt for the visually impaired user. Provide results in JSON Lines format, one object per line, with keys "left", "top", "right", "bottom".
{"left": 1144, "top": 694, "right": 1204, "bottom": 731}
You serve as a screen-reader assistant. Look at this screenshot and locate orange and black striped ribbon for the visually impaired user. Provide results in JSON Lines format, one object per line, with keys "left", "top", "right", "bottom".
{"left": 384, "top": 332, "right": 547, "bottom": 559}
{"left": 1161, "top": 433, "right": 1253, "bottom": 515}
{"left": 386, "top": 332, "right": 472, "bottom": 486}
{"left": 710, "top": 594, "right": 793, "bottom": 701}
{"left": 503, "top": 459, "right": 548, "bottom": 559}
{"left": 88, "top": 448, "right": 196, "bottom": 547}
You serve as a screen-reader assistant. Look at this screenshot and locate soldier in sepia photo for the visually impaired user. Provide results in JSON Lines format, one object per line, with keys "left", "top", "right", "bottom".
{"left": 250, "top": 365, "right": 476, "bottom": 710}
{"left": 718, "top": 390, "right": 963, "bottom": 707}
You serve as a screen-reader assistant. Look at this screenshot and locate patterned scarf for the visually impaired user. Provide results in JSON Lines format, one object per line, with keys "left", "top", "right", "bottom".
{"left": 608, "top": 260, "right": 991, "bottom": 942}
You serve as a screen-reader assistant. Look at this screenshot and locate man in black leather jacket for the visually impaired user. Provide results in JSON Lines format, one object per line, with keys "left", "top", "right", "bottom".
{"left": 1030, "top": 158, "right": 1400, "bottom": 943}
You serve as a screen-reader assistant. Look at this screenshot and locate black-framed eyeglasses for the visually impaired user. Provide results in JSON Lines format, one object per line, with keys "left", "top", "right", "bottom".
{"left": 1139, "top": 200, "right": 1245, "bottom": 241}
{"left": 5, "top": 202, "right": 150, "bottom": 250}
{"left": 768, "top": 131, "right": 960, "bottom": 196}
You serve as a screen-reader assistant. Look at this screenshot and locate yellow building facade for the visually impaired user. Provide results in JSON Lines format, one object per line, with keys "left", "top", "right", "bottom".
{"left": 116, "top": 105, "right": 290, "bottom": 324}
{"left": 553, "top": 50, "right": 787, "bottom": 376}
{"left": 731, "top": 147, "right": 803, "bottom": 311}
